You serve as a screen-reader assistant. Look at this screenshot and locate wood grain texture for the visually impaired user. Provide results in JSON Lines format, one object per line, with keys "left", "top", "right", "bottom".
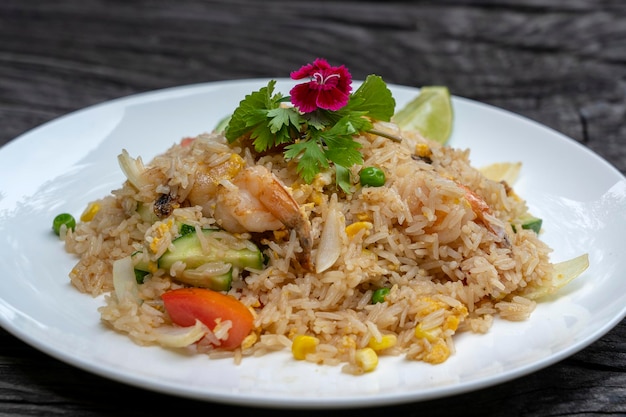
{"left": 1, "top": 1, "right": 625, "bottom": 416}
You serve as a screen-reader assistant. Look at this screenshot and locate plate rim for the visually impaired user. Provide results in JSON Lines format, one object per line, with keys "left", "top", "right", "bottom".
{"left": 1, "top": 78, "right": 625, "bottom": 409}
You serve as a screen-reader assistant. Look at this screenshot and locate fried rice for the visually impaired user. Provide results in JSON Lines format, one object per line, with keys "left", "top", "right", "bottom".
{"left": 63, "top": 123, "right": 558, "bottom": 374}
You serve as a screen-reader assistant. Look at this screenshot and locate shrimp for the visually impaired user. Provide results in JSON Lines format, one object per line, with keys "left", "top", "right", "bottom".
{"left": 186, "top": 153, "right": 246, "bottom": 216}
{"left": 395, "top": 165, "right": 510, "bottom": 247}
{"left": 458, "top": 183, "right": 511, "bottom": 248}
{"left": 121, "top": 143, "right": 313, "bottom": 270}
{"left": 189, "top": 163, "right": 313, "bottom": 271}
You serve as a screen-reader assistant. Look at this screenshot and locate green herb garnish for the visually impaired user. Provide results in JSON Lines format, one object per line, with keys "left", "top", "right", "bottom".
{"left": 224, "top": 74, "right": 395, "bottom": 192}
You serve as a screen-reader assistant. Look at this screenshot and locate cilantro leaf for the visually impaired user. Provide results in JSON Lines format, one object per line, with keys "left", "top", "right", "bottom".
{"left": 303, "top": 110, "right": 332, "bottom": 131}
{"left": 322, "top": 136, "right": 363, "bottom": 168}
{"left": 266, "top": 107, "right": 302, "bottom": 147}
{"left": 226, "top": 80, "right": 305, "bottom": 152}
{"left": 267, "top": 107, "right": 298, "bottom": 134}
{"left": 327, "top": 112, "right": 372, "bottom": 136}
{"left": 334, "top": 164, "right": 352, "bottom": 193}
{"left": 225, "top": 80, "right": 277, "bottom": 143}
{"left": 284, "top": 139, "right": 329, "bottom": 183}
{"left": 345, "top": 75, "right": 395, "bottom": 121}
{"left": 249, "top": 123, "right": 277, "bottom": 153}
{"left": 224, "top": 72, "right": 398, "bottom": 190}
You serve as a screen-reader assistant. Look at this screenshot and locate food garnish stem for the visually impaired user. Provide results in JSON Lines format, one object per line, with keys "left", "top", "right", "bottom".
{"left": 367, "top": 128, "right": 403, "bottom": 143}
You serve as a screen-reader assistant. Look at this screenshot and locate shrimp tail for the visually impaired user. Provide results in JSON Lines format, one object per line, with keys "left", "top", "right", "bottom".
{"left": 258, "top": 178, "right": 314, "bottom": 271}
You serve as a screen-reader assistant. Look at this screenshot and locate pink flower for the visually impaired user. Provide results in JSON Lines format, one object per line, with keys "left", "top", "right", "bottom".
{"left": 289, "top": 58, "right": 352, "bottom": 113}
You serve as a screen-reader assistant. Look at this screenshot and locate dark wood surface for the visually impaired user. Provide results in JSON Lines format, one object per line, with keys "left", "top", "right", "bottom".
{"left": 1, "top": 1, "right": 625, "bottom": 415}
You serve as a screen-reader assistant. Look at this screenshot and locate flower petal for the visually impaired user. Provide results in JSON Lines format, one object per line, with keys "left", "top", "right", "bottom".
{"left": 290, "top": 83, "right": 321, "bottom": 113}
{"left": 316, "top": 88, "right": 350, "bottom": 111}
{"left": 289, "top": 58, "right": 353, "bottom": 113}
{"left": 290, "top": 62, "right": 316, "bottom": 80}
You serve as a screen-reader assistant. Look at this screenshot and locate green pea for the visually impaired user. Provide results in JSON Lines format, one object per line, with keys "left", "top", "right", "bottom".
{"left": 52, "top": 213, "right": 76, "bottom": 235}
{"left": 359, "top": 167, "right": 386, "bottom": 187}
{"left": 372, "top": 287, "right": 390, "bottom": 304}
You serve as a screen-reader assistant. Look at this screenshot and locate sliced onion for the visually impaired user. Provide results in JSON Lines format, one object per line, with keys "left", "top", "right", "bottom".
{"left": 525, "top": 253, "right": 590, "bottom": 300}
{"left": 315, "top": 205, "right": 344, "bottom": 273}
{"left": 154, "top": 319, "right": 208, "bottom": 348}
{"left": 117, "top": 149, "right": 148, "bottom": 189}
{"left": 178, "top": 262, "right": 233, "bottom": 287}
{"left": 112, "top": 256, "right": 141, "bottom": 304}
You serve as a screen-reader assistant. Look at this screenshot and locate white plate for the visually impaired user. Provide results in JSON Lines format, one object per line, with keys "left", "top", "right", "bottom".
{"left": 1, "top": 79, "right": 625, "bottom": 409}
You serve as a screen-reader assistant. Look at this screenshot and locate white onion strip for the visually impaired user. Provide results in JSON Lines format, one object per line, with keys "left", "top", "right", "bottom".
{"left": 315, "top": 199, "right": 344, "bottom": 273}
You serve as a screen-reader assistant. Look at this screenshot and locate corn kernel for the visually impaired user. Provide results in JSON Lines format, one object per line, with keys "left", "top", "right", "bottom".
{"left": 368, "top": 334, "right": 397, "bottom": 351}
{"left": 414, "top": 325, "right": 437, "bottom": 342}
{"left": 291, "top": 335, "right": 319, "bottom": 360}
{"left": 345, "top": 221, "right": 373, "bottom": 238}
{"left": 80, "top": 202, "right": 101, "bottom": 222}
{"left": 415, "top": 143, "right": 432, "bottom": 158}
{"left": 355, "top": 347, "right": 378, "bottom": 372}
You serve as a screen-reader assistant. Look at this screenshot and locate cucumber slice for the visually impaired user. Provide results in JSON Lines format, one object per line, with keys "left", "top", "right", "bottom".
{"left": 158, "top": 229, "right": 264, "bottom": 271}
{"left": 133, "top": 229, "right": 263, "bottom": 291}
{"left": 177, "top": 268, "right": 234, "bottom": 292}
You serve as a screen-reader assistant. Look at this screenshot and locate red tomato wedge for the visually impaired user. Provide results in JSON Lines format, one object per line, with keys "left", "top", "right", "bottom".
{"left": 162, "top": 288, "right": 254, "bottom": 350}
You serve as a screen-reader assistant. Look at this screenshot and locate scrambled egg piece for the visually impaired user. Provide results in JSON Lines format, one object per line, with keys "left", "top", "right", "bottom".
{"left": 149, "top": 220, "right": 174, "bottom": 254}
{"left": 413, "top": 297, "right": 469, "bottom": 364}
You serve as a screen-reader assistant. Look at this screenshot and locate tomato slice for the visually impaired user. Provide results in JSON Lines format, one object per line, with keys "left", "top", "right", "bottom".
{"left": 162, "top": 288, "right": 254, "bottom": 350}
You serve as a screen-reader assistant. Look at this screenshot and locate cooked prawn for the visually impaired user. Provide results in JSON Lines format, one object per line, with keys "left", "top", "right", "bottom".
{"left": 458, "top": 183, "right": 511, "bottom": 247}
{"left": 395, "top": 165, "right": 510, "bottom": 247}
{"left": 189, "top": 163, "right": 313, "bottom": 271}
{"left": 186, "top": 153, "right": 246, "bottom": 216}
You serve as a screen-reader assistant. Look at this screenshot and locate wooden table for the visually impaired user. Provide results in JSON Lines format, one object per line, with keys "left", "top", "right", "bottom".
{"left": 1, "top": 1, "right": 625, "bottom": 415}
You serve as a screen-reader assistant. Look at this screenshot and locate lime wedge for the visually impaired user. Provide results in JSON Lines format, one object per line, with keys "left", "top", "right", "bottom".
{"left": 392, "top": 86, "right": 453, "bottom": 144}
{"left": 478, "top": 162, "right": 522, "bottom": 184}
